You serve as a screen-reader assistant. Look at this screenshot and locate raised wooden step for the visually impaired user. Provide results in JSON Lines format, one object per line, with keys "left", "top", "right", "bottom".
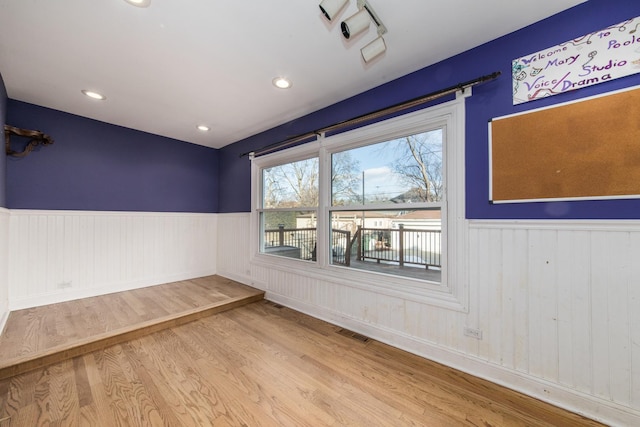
{"left": 0, "top": 277, "right": 264, "bottom": 380}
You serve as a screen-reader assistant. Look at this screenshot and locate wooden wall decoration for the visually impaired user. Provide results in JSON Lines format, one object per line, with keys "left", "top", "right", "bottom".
{"left": 4, "top": 124, "right": 54, "bottom": 157}
{"left": 489, "top": 85, "right": 640, "bottom": 203}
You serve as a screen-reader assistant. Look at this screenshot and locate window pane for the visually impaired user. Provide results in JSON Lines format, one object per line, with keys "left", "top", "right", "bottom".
{"left": 329, "top": 209, "right": 441, "bottom": 283}
{"left": 261, "top": 211, "right": 317, "bottom": 261}
{"left": 331, "top": 129, "right": 443, "bottom": 206}
{"left": 263, "top": 157, "right": 319, "bottom": 208}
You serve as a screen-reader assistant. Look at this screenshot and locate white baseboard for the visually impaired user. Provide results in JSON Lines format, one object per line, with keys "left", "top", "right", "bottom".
{"left": 266, "top": 292, "right": 639, "bottom": 427}
{"left": 0, "top": 310, "right": 8, "bottom": 336}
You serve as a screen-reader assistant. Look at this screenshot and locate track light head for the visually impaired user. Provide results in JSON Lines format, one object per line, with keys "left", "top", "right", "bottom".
{"left": 341, "top": 9, "right": 370, "bottom": 39}
{"left": 361, "top": 36, "right": 386, "bottom": 63}
{"left": 319, "top": 0, "right": 348, "bottom": 21}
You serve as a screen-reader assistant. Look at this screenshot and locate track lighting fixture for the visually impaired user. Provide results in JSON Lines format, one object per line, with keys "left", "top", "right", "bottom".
{"left": 319, "top": 0, "right": 348, "bottom": 21}
{"left": 341, "top": 9, "right": 370, "bottom": 39}
{"left": 361, "top": 36, "right": 386, "bottom": 63}
{"left": 320, "top": 0, "right": 387, "bottom": 64}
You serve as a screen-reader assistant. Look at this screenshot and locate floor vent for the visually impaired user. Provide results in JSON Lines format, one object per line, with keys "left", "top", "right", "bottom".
{"left": 337, "top": 328, "right": 370, "bottom": 343}
{"left": 266, "top": 301, "right": 284, "bottom": 309}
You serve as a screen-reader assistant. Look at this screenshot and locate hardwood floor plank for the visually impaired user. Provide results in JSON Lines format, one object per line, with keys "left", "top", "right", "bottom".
{"left": 81, "top": 353, "right": 117, "bottom": 425}
{"left": 117, "top": 291, "right": 150, "bottom": 319}
{"left": 48, "top": 361, "right": 80, "bottom": 425}
{"left": 79, "top": 403, "right": 102, "bottom": 427}
{"left": 0, "top": 381, "right": 8, "bottom": 426}
{"left": 6, "top": 403, "right": 37, "bottom": 427}
{"left": 72, "top": 357, "right": 93, "bottom": 409}
{"left": 32, "top": 367, "right": 52, "bottom": 426}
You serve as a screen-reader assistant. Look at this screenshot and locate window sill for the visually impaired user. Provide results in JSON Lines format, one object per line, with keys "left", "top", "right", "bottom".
{"left": 250, "top": 253, "right": 467, "bottom": 311}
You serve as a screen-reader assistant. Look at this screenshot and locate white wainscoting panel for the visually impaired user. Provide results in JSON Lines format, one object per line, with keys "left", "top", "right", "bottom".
{"left": 217, "top": 213, "right": 640, "bottom": 426}
{"left": 8, "top": 210, "right": 217, "bottom": 309}
{"left": 0, "top": 208, "right": 9, "bottom": 333}
{"left": 216, "top": 213, "right": 262, "bottom": 289}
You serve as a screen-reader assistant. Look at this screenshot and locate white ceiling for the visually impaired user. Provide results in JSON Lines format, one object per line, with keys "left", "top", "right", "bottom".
{"left": 0, "top": 0, "right": 585, "bottom": 149}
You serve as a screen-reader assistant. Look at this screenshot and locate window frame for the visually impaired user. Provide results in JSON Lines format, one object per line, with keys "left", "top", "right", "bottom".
{"left": 251, "top": 95, "right": 469, "bottom": 311}
{"left": 325, "top": 123, "right": 446, "bottom": 287}
{"left": 251, "top": 140, "right": 320, "bottom": 263}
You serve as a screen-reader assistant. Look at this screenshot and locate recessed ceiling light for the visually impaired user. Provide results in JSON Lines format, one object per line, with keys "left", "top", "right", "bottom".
{"left": 81, "top": 90, "right": 106, "bottom": 100}
{"left": 124, "top": 0, "right": 150, "bottom": 7}
{"left": 272, "top": 77, "right": 292, "bottom": 89}
{"left": 197, "top": 125, "right": 210, "bottom": 132}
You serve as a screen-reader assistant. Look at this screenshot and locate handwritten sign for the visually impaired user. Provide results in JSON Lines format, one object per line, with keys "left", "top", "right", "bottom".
{"left": 513, "top": 16, "right": 640, "bottom": 104}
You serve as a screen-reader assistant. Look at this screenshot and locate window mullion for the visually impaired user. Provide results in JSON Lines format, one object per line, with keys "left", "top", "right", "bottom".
{"left": 317, "top": 138, "right": 330, "bottom": 267}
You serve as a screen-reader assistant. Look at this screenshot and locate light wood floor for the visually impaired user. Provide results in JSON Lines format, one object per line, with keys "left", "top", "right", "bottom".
{"left": 0, "top": 296, "right": 603, "bottom": 426}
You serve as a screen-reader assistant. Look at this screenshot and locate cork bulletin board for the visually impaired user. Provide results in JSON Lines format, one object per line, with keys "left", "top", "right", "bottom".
{"left": 489, "top": 85, "right": 640, "bottom": 203}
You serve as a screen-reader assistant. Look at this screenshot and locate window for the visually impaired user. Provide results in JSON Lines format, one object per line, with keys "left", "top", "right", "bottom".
{"left": 252, "top": 97, "right": 468, "bottom": 308}
{"left": 329, "top": 129, "right": 443, "bottom": 283}
{"left": 258, "top": 153, "right": 319, "bottom": 261}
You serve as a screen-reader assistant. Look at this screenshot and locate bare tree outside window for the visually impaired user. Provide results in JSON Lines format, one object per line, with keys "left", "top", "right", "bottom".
{"left": 331, "top": 151, "right": 361, "bottom": 206}
{"left": 388, "top": 130, "right": 443, "bottom": 202}
{"left": 263, "top": 157, "right": 319, "bottom": 209}
{"left": 329, "top": 129, "right": 443, "bottom": 206}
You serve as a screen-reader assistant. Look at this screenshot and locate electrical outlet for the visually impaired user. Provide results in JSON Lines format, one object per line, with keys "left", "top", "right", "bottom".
{"left": 57, "top": 281, "right": 72, "bottom": 289}
{"left": 464, "top": 327, "right": 483, "bottom": 340}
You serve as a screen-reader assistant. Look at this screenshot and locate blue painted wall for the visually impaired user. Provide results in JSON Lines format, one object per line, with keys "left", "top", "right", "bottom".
{"left": 6, "top": 101, "right": 219, "bottom": 212}
{"left": 0, "top": 73, "right": 6, "bottom": 208}
{"left": 219, "top": 0, "right": 640, "bottom": 219}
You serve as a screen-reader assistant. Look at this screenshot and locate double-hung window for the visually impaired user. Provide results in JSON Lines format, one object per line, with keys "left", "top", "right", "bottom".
{"left": 327, "top": 128, "right": 444, "bottom": 284}
{"left": 252, "top": 97, "right": 467, "bottom": 308}
{"left": 256, "top": 143, "right": 319, "bottom": 262}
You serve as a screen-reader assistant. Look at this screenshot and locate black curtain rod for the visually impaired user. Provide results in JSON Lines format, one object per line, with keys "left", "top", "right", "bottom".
{"left": 241, "top": 71, "right": 501, "bottom": 158}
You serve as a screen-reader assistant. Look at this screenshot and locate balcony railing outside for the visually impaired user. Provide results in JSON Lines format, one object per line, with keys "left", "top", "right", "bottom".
{"left": 331, "top": 229, "right": 351, "bottom": 265}
{"left": 264, "top": 225, "right": 316, "bottom": 260}
{"left": 337, "top": 225, "right": 441, "bottom": 269}
{"left": 264, "top": 225, "right": 441, "bottom": 269}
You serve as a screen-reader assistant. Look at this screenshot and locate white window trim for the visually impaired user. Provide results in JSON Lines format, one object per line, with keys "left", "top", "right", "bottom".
{"left": 250, "top": 94, "right": 469, "bottom": 311}
{"left": 249, "top": 140, "right": 320, "bottom": 264}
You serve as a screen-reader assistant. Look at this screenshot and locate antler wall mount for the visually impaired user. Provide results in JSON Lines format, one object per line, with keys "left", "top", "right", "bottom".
{"left": 4, "top": 124, "right": 54, "bottom": 157}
